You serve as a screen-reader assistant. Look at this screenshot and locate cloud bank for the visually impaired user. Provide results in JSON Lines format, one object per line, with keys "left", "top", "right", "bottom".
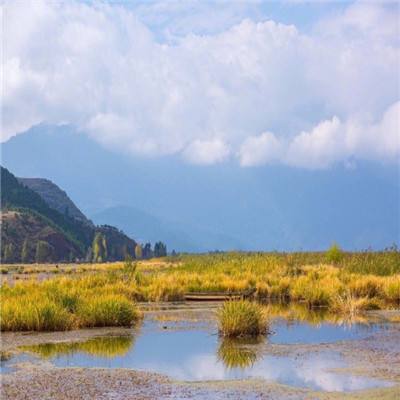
{"left": 2, "top": 0, "right": 399, "bottom": 168}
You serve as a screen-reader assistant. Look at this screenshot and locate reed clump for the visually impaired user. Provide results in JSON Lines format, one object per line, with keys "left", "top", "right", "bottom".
{"left": 218, "top": 300, "right": 268, "bottom": 337}
{"left": 330, "top": 291, "right": 370, "bottom": 316}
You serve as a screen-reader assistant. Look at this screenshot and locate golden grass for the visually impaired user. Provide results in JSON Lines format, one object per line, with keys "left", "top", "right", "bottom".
{"left": 1, "top": 252, "right": 399, "bottom": 331}
{"left": 0, "top": 277, "right": 141, "bottom": 331}
{"left": 217, "top": 300, "right": 268, "bottom": 337}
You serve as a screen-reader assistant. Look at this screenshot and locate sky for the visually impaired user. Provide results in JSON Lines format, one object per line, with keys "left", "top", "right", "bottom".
{"left": 2, "top": 0, "right": 400, "bottom": 169}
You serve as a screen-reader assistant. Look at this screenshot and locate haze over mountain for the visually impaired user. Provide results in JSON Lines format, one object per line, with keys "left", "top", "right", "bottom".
{"left": 1, "top": 165, "right": 138, "bottom": 263}
{"left": 2, "top": 124, "right": 399, "bottom": 252}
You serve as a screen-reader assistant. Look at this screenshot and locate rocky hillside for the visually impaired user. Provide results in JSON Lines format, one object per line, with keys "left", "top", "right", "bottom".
{"left": 1, "top": 166, "right": 137, "bottom": 263}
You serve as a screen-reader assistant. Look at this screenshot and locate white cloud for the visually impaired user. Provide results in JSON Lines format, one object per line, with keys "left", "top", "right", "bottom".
{"left": 239, "top": 101, "right": 400, "bottom": 169}
{"left": 2, "top": 0, "right": 399, "bottom": 168}
{"left": 183, "top": 138, "right": 230, "bottom": 165}
{"left": 239, "top": 132, "right": 283, "bottom": 166}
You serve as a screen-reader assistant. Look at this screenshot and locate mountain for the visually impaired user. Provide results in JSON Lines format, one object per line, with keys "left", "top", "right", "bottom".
{"left": 1, "top": 166, "right": 137, "bottom": 263}
{"left": 2, "top": 123, "right": 399, "bottom": 251}
{"left": 91, "top": 206, "right": 243, "bottom": 252}
{"left": 18, "top": 177, "right": 92, "bottom": 226}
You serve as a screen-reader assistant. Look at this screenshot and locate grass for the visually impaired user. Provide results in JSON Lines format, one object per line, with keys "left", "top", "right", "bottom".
{"left": 217, "top": 300, "right": 268, "bottom": 337}
{"left": 330, "top": 291, "right": 371, "bottom": 316}
{"left": 1, "top": 250, "right": 399, "bottom": 331}
{"left": 1, "top": 278, "right": 141, "bottom": 331}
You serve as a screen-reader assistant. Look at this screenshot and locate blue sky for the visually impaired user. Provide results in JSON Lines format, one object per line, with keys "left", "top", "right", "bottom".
{"left": 3, "top": 0, "right": 399, "bottom": 169}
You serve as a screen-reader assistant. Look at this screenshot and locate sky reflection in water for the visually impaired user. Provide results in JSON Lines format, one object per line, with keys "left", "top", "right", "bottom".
{"left": 16, "top": 316, "right": 393, "bottom": 392}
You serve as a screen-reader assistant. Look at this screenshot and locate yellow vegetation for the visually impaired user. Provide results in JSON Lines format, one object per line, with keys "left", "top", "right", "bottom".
{"left": 1, "top": 252, "right": 399, "bottom": 331}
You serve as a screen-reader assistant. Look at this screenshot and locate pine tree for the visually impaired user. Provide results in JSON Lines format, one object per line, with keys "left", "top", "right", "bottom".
{"left": 143, "top": 243, "right": 153, "bottom": 259}
{"left": 154, "top": 242, "right": 167, "bottom": 257}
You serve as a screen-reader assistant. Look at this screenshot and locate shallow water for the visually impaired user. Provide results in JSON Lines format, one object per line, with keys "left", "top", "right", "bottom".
{"left": 269, "top": 317, "right": 388, "bottom": 344}
{"left": 7, "top": 306, "right": 394, "bottom": 392}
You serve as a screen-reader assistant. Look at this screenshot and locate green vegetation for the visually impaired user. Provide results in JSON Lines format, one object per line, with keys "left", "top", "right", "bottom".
{"left": 92, "top": 232, "right": 107, "bottom": 262}
{"left": 326, "top": 242, "right": 344, "bottom": 264}
{"left": 217, "top": 300, "right": 268, "bottom": 337}
{"left": 1, "top": 166, "right": 92, "bottom": 254}
{"left": 35, "top": 241, "right": 53, "bottom": 263}
{"left": 1, "top": 167, "right": 146, "bottom": 263}
{"left": 154, "top": 241, "right": 167, "bottom": 258}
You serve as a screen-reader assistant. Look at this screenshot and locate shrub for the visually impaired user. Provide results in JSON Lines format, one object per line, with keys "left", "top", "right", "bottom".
{"left": 326, "top": 243, "right": 344, "bottom": 264}
{"left": 218, "top": 300, "right": 268, "bottom": 337}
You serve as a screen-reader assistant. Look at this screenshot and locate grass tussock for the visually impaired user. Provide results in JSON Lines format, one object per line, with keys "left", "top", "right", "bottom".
{"left": 330, "top": 291, "right": 371, "bottom": 316}
{"left": 218, "top": 300, "right": 268, "bottom": 337}
{"left": 77, "top": 295, "right": 140, "bottom": 328}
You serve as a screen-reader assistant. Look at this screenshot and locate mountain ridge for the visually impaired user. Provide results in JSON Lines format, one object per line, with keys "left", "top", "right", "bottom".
{"left": 2, "top": 124, "right": 399, "bottom": 251}
{"left": 1, "top": 166, "right": 137, "bottom": 263}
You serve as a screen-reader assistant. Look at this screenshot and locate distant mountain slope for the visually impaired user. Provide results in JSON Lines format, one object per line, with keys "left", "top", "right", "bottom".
{"left": 1, "top": 166, "right": 137, "bottom": 263}
{"left": 91, "top": 206, "right": 244, "bottom": 252}
{"left": 2, "top": 124, "right": 399, "bottom": 250}
{"left": 2, "top": 210, "right": 81, "bottom": 263}
{"left": 18, "top": 177, "right": 92, "bottom": 226}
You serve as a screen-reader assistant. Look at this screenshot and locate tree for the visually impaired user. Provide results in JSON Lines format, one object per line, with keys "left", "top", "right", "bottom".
{"left": 326, "top": 242, "right": 344, "bottom": 264}
{"left": 135, "top": 244, "right": 143, "bottom": 260}
{"left": 35, "top": 241, "right": 53, "bottom": 263}
{"left": 154, "top": 241, "right": 167, "bottom": 258}
{"left": 142, "top": 243, "right": 153, "bottom": 259}
{"left": 92, "top": 233, "right": 107, "bottom": 262}
{"left": 3, "top": 243, "right": 15, "bottom": 263}
{"left": 21, "top": 240, "right": 30, "bottom": 263}
{"left": 85, "top": 246, "right": 92, "bottom": 262}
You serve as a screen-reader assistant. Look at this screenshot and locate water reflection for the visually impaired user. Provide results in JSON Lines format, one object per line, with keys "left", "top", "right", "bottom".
{"left": 264, "top": 302, "right": 374, "bottom": 327}
{"left": 21, "top": 336, "right": 134, "bottom": 359}
{"left": 4, "top": 307, "right": 393, "bottom": 392}
{"left": 217, "top": 337, "right": 262, "bottom": 369}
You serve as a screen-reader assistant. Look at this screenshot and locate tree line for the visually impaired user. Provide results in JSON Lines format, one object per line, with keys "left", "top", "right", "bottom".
{"left": 1, "top": 238, "right": 168, "bottom": 263}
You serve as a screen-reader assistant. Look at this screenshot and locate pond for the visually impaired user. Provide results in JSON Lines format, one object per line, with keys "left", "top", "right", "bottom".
{"left": 2, "top": 303, "right": 395, "bottom": 393}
